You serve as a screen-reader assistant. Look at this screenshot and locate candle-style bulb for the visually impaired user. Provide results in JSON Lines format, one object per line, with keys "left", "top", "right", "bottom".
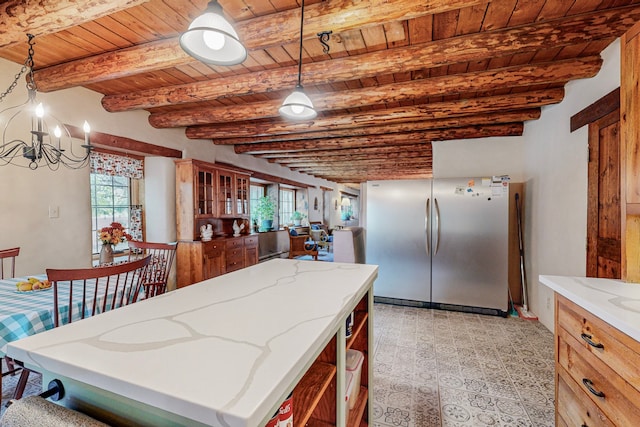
{"left": 35, "top": 103, "right": 44, "bottom": 133}
{"left": 53, "top": 125, "right": 62, "bottom": 138}
{"left": 83, "top": 121, "right": 91, "bottom": 146}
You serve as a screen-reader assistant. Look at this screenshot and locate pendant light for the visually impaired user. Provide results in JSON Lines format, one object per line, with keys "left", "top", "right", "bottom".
{"left": 279, "top": 0, "right": 317, "bottom": 120}
{"left": 180, "top": 0, "right": 247, "bottom": 66}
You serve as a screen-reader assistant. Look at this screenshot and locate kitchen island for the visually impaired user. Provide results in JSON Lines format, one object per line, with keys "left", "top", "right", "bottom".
{"left": 6, "top": 259, "right": 377, "bottom": 427}
{"left": 540, "top": 275, "right": 640, "bottom": 426}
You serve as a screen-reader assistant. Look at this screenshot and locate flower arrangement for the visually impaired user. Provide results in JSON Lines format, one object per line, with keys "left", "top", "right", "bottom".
{"left": 98, "top": 222, "right": 132, "bottom": 246}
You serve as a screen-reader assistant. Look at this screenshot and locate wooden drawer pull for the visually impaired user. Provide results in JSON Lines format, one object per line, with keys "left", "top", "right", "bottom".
{"left": 582, "top": 378, "right": 605, "bottom": 398}
{"left": 580, "top": 333, "right": 604, "bottom": 349}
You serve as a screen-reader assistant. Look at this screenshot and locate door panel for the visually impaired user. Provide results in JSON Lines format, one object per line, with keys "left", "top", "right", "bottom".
{"left": 366, "top": 180, "right": 431, "bottom": 302}
{"left": 587, "top": 109, "right": 621, "bottom": 279}
{"left": 431, "top": 178, "right": 509, "bottom": 311}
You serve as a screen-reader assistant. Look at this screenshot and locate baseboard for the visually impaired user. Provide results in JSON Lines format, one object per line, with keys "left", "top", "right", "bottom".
{"left": 374, "top": 296, "right": 507, "bottom": 317}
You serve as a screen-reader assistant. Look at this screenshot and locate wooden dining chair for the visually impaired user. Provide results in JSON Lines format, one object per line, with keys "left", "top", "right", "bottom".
{"left": 0, "top": 247, "right": 19, "bottom": 279}
{"left": 128, "top": 241, "right": 177, "bottom": 298}
{"left": 10, "top": 256, "right": 152, "bottom": 401}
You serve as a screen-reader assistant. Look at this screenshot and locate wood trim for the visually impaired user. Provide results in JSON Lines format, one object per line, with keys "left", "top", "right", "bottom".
{"left": 65, "top": 124, "right": 182, "bottom": 158}
{"left": 319, "top": 186, "right": 334, "bottom": 192}
{"left": 570, "top": 88, "right": 620, "bottom": 132}
{"left": 250, "top": 171, "right": 314, "bottom": 189}
{"left": 340, "top": 191, "right": 359, "bottom": 198}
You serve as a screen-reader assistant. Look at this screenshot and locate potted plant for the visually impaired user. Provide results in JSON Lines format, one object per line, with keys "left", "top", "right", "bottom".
{"left": 291, "top": 211, "right": 306, "bottom": 226}
{"left": 255, "top": 196, "right": 276, "bottom": 231}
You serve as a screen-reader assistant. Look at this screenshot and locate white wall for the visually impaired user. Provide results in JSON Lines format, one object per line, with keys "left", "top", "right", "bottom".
{"left": 523, "top": 40, "right": 621, "bottom": 330}
{"left": 433, "top": 136, "right": 525, "bottom": 181}
{"left": 0, "top": 57, "right": 338, "bottom": 276}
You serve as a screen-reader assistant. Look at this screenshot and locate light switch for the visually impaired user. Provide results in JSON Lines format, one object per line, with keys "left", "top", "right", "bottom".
{"left": 48, "top": 205, "right": 59, "bottom": 218}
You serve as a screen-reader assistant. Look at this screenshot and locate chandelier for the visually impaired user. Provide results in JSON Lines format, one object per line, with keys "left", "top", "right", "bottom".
{"left": 0, "top": 34, "right": 91, "bottom": 170}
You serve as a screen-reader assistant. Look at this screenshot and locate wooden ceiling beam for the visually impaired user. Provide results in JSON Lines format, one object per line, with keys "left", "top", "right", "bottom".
{"left": 207, "top": 110, "right": 541, "bottom": 144}
{"left": 267, "top": 146, "right": 433, "bottom": 163}
{"left": 281, "top": 155, "right": 433, "bottom": 168}
{"left": 0, "top": 0, "right": 150, "bottom": 49}
{"left": 65, "top": 124, "right": 182, "bottom": 158}
{"left": 234, "top": 123, "right": 523, "bottom": 154}
{"left": 148, "top": 58, "right": 596, "bottom": 128}
{"left": 32, "top": 0, "right": 483, "bottom": 93}
{"left": 190, "top": 88, "right": 559, "bottom": 139}
{"left": 293, "top": 162, "right": 434, "bottom": 173}
{"left": 96, "top": 5, "right": 638, "bottom": 113}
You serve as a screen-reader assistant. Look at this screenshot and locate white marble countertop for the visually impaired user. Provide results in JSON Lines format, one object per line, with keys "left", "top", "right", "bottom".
{"left": 7, "top": 259, "right": 378, "bottom": 427}
{"left": 539, "top": 275, "right": 640, "bottom": 342}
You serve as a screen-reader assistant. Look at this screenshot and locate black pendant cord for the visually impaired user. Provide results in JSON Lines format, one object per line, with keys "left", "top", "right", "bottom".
{"left": 296, "top": 0, "right": 305, "bottom": 87}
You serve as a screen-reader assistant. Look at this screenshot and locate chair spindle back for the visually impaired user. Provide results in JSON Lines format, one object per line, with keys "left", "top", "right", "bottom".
{"left": 46, "top": 255, "right": 151, "bottom": 328}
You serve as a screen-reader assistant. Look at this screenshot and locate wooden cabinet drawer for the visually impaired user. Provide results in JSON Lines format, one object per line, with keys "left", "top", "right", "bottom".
{"left": 226, "top": 238, "right": 244, "bottom": 250}
{"left": 557, "top": 367, "right": 613, "bottom": 427}
{"left": 557, "top": 329, "right": 640, "bottom": 425}
{"left": 557, "top": 295, "right": 640, "bottom": 394}
{"left": 203, "top": 241, "right": 224, "bottom": 256}
{"left": 244, "top": 235, "right": 258, "bottom": 247}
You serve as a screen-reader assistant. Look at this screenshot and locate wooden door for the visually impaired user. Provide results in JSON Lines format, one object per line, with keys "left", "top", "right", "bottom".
{"left": 587, "top": 109, "right": 621, "bottom": 278}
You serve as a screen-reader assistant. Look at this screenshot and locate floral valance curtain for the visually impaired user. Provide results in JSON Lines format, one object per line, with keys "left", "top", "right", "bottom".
{"left": 90, "top": 151, "right": 144, "bottom": 179}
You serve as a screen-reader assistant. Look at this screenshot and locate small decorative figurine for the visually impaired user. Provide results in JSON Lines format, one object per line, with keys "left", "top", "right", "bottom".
{"left": 200, "top": 223, "right": 213, "bottom": 241}
{"left": 232, "top": 220, "right": 245, "bottom": 237}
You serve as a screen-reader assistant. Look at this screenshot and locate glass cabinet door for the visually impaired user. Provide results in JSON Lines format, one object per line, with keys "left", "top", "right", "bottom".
{"left": 218, "top": 171, "right": 234, "bottom": 216}
{"left": 236, "top": 175, "right": 249, "bottom": 216}
{"left": 197, "top": 170, "right": 214, "bottom": 215}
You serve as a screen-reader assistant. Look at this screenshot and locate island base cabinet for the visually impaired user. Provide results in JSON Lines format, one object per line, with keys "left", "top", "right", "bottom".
{"left": 291, "top": 291, "right": 371, "bottom": 427}
{"left": 39, "top": 373, "right": 211, "bottom": 427}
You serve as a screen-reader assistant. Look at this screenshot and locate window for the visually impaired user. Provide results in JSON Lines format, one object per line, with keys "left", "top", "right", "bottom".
{"left": 279, "top": 188, "right": 295, "bottom": 225}
{"left": 90, "top": 173, "right": 131, "bottom": 254}
{"left": 250, "top": 185, "right": 265, "bottom": 223}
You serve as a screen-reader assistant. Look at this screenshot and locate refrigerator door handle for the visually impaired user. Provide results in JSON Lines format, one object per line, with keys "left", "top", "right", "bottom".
{"left": 434, "top": 197, "right": 441, "bottom": 255}
{"left": 425, "top": 198, "right": 431, "bottom": 255}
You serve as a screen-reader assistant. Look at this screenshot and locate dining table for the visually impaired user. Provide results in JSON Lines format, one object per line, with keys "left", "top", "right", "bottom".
{"left": 0, "top": 273, "right": 138, "bottom": 405}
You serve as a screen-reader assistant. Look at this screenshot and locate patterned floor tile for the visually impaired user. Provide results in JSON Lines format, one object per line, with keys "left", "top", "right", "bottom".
{"left": 373, "top": 303, "right": 554, "bottom": 427}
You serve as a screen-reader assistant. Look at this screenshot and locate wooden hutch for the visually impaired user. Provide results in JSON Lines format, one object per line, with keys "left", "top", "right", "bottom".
{"left": 175, "top": 159, "right": 258, "bottom": 287}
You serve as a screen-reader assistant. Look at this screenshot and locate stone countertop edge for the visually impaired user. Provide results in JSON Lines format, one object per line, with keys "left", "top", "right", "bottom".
{"left": 539, "top": 275, "right": 640, "bottom": 342}
{"left": 6, "top": 259, "right": 378, "bottom": 427}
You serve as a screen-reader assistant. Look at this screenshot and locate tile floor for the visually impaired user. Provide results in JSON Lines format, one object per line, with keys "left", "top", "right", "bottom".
{"left": 1, "top": 303, "right": 555, "bottom": 425}
{"left": 372, "top": 303, "right": 555, "bottom": 427}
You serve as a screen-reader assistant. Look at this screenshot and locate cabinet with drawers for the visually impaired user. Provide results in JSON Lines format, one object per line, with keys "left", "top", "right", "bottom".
{"left": 175, "top": 158, "right": 257, "bottom": 288}
{"left": 555, "top": 294, "right": 640, "bottom": 426}
{"left": 176, "top": 235, "right": 260, "bottom": 288}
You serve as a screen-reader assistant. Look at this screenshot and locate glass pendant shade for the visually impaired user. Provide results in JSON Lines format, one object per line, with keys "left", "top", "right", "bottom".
{"left": 279, "top": 85, "right": 317, "bottom": 120}
{"left": 179, "top": 1, "right": 247, "bottom": 66}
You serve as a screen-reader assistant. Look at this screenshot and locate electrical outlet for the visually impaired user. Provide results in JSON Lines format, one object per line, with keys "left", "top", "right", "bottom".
{"left": 546, "top": 296, "right": 552, "bottom": 310}
{"left": 48, "top": 205, "right": 59, "bottom": 218}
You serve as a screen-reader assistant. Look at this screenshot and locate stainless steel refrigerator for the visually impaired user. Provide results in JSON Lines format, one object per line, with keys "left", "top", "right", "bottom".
{"left": 366, "top": 177, "right": 509, "bottom": 315}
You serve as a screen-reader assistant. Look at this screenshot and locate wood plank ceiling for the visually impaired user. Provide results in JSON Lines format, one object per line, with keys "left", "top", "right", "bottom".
{"left": 1, "top": 0, "right": 640, "bottom": 183}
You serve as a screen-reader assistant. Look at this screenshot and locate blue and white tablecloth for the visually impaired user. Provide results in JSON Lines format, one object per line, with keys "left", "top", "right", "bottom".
{"left": 0, "top": 275, "right": 132, "bottom": 356}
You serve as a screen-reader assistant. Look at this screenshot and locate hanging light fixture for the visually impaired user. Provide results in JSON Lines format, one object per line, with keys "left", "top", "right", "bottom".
{"left": 180, "top": 0, "right": 247, "bottom": 66}
{"left": 279, "top": 0, "right": 317, "bottom": 120}
{"left": 0, "top": 34, "right": 91, "bottom": 170}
